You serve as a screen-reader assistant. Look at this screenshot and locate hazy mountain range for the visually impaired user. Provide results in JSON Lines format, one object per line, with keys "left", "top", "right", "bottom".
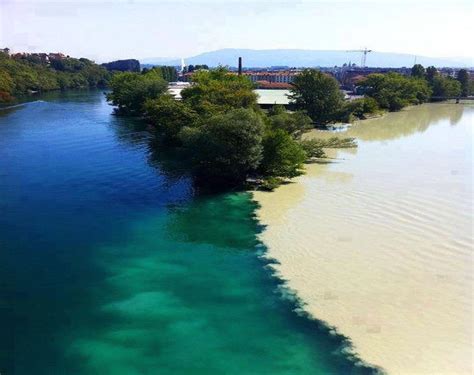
{"left": 141, "top": 49, "right": 472, "bottom": 68}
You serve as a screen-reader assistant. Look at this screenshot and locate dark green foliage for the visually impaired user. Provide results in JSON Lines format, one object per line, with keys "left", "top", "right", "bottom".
{"left": 107, "top": 66, "right": 359, "bottom": 189}
{"left": 101, "top": 59, "right": 140, "bottom": 72}
{"left": 180, "top": 108, "right": 264, "bottom": 185}
{"left": 267, "top": 104, "right": 286, "bottom": 116}
{"left": 411, "top": 64, "right": 462, "bottom": 99}
{"left": 184, "top": 64, "right": 209, "bottom": 73}
{"left": 259, "top": 176, "right": 283, "bottom": 191}
{"left": 160, "top": 66, "right": 178, "bottom": 82}
{"left": 311, "top": 137, "right": 357, "bottom": 148}
{"left": 142, "top": 66, "right": 178, "bottom": 82}
{"left": 144, "top": 95, "right": 198, "bottom": 143}
{"left": 289, "top": 69, "right": 344, "bottom": 124}
{"left": 0, "top": 52, "right": 109, "bottom": 102}
{"left": 268, "top": 110, "right": 313, "bottom": 139}
{"left": 106, "top": 71, "right": 168, "bottom": 115}
{"left": 259, "top": 129, "right": 307, "bottom": 179}
{"left": 411, "top": 64, "right": 426, "bottom": 78}
{"left": 299, "top": 139, "right": 326, "bottom": 158}
{"left": 359, "top": 73, "right": 431, "bottom": 111}
{"left": 338, "top": 97, "right": 379, "bottom": 122}
{"left": 456, "top": 69, "right": 470, "bottom": 97}
{"left": 426, "top": 66, "right": 438, "bottom": 83}
{"left": 431, "top": 76, "right": 462, "bottom": 98}
{"left": 181, "top": 67, "right": 258, "bottom": 116}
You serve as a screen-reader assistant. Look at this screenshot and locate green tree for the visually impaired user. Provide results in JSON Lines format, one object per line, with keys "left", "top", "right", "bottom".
{"left": 106, "top": 71, "right": 168, "bottom": 115}
{"left": 144, "top": 95, "right": 198, "bottom": 143}
{"left": 267, "top": 110, "right": 313, "bottom": 139}
{"left": 0, "top": 70, "right": 14, "bottom": 102}
{"left": 180, "top": 108, "right": 264, "bottom": 185}
{"left": 359, "top": 73, "right": 431, "bottom": 111}
{"left": 0, "top": 52, "right": 109, "bottom": 101}
{"left": 289, "top": 69, "right": 344, "bottom": 125}
{"left": 411, "top": 64, "right": 426, "bottom": 78}
{"left": 259, "top": 129, "right": 307, "bottom": 179}
{"left": 337, "top": 97, "right": 379, "bottom": 122}
{"left": 456, "top": 69, "right": 470, "bottom": 96}
{"left": 426, "top": 66, "right": 438, "bottom": 83}
{"left": 431, "top": 76, "right": 461, "bottom": 98}
{"left": 181, "top": 67, "right": 258, "bottom": 116}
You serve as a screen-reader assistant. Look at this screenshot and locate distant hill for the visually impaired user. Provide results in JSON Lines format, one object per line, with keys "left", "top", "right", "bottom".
{"left": 143, "top": 49, "right": 472, "bottom": 68}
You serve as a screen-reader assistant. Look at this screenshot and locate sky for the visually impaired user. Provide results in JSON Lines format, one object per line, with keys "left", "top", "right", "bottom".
{"left": 1, "top": 0, "right": 473, "bottom": 63}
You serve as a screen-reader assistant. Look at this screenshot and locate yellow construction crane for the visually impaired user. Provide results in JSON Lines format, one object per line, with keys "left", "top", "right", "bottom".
{"left": 346, "top": 48, "right": 372, "bottom": 68}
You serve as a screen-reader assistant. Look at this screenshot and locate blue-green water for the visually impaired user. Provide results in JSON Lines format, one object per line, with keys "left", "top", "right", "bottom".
{"left": 0, "top": 91, "right": 375, "bottom": 374}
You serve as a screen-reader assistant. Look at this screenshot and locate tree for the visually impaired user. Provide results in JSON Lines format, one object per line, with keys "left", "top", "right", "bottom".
{"left": 359, "top": 73, "right": 431, "bottom": 111}
{"left": 0, "top": 52, "right": 108, "bottom": 101}
{"left": 337, "top": 97, "right": 379, "bottom": 121}
{"left": 431, "top": 76, "right": 461, "bottom": 98}
{"left": 180, "top": 108, "right": 264, "bottom": 185}
{"left": 106, "top": 71, "right": 168, "bottom": 115}
{"left": 411, "top": 64, "right": 426, "bottom": 78}
{"left": 181, "top": 67, "right": 258, "bottom": 116}
{"left": 144, "top": 95, "right": 198, "bottom": 143}
{"left": 259, "top": 129, "right": 307, "bottom": 179}
{"left": 267, "top": 110, "right": 313, "bottom": 139}
{"left": 288, "top": 69, "right": 344, "bottom": 124}
{"left": 0, "top": 70, "right": 14, "bottom": 102}
{"left": 101, "top": 59, "right": 140, "bottom": 72}
{"left": 426, "top": 66, "right": 438, "bottom": 83}
{"left": 456, "top": 69, "right": 470, "bottom": 97}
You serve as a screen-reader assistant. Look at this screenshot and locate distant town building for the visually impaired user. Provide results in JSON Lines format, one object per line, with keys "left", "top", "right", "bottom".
{"left": 243, "top": 71, "right": 299, "bottom": 84}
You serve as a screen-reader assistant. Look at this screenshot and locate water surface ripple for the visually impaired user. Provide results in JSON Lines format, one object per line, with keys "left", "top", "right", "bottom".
{"left": 255, "top": 103, "right": 473, "bottom": 374}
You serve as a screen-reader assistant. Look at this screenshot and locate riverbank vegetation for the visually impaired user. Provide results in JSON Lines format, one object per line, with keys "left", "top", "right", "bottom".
{"left": 289, "top": 69, "right": 381, "bottom": 124}
{"left": 357, "top": 72, "right": 432, "bottom": 111}
{"left": 355, "top": 65, "right": 470, "bottom": 112}
{"left": 0, "top": 51, "right": 109, "bottom": 103}
{"left": 107, "top": 67, "right": 357, "bottom": 190}
{"left": 106, "top": 64, "right": 470, "bottom": 190}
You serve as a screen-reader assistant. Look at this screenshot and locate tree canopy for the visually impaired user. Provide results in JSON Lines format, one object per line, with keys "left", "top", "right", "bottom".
{"left": 107, "top": 67, "right": 357, "bottom": 189}
{"left": 106, "top": 71, "right": 168, "bottom": 115}
{"left": 431, "top": 76, "right": 461, "bottom": 98}
{"left": 358, "top": 73, "right": 431, "bottom": 111}
{"left": 0, "top": 51, "right": 109, "bottom": 102}
{"left": 289, "top": 69, "right": 344, "bottom": 124}
{"left": 144, "top": 94, "right": 198, "bottom": 143}
{"left": 180, "top": 108, "right": 265, "bottom": 184}
{"left": 180, "top": 67, "right": 258, "bottom": 116}
{"left": 411, "top": 64, "right": 426, "bottom": 78}
{"left": 456, "top": 69, "right": 470, "bottom": 97}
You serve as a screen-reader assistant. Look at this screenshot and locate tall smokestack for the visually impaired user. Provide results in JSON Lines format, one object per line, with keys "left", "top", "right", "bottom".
{"left": 238, "top": 57, "right": 242, "bottom": 75}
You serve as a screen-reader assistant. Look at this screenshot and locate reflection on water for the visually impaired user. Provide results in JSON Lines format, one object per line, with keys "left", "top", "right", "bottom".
{"left": 309, "top": 103, "right": 466, "bottom": 143}
{"left": 255, "top": 103, "right": 473, "bottom": 374}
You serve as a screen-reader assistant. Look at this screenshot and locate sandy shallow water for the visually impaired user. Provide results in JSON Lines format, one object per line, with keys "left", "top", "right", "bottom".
{"left": 255, "top": 104, "right": 473, "bottom": 374}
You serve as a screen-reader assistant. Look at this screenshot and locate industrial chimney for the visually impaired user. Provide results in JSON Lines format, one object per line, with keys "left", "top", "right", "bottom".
{"left": 238, "top": 57, "right": 242, "bottom": 75}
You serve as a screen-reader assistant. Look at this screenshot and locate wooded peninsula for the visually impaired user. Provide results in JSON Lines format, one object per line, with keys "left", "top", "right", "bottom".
{"left": 1, "top": 49, "right": 471, "bottom": 189}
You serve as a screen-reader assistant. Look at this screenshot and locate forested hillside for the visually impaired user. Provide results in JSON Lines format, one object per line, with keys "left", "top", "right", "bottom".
{"left": 0, "top": 51, "right": 110, "bottom": 102}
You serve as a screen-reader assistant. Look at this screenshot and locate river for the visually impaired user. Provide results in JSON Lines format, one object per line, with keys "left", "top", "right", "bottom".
{"left": 255, "top": 103, "right": 473, "bottom": 374}
{"left": 0, "top": 90, "right": 375, "bottom": 374}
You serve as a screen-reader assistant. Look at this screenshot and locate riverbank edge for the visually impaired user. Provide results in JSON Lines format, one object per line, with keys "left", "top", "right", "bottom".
{"left": 247, "top": 111, "right": 395, "bottom": 372}
{"left": 251, "top": 191, "right": 386, "bottom": 374}
{"left": 249, "top": 100, "right": 471, "bottom": 374}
